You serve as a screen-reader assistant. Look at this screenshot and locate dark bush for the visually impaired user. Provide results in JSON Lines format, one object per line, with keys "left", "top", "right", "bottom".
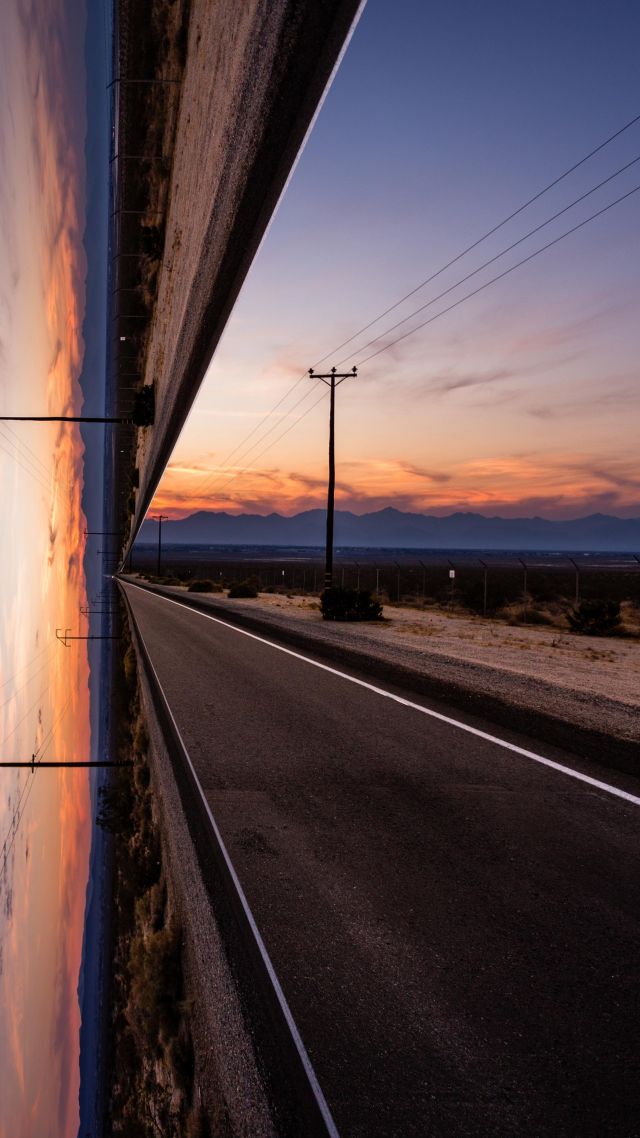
{"left": 321, "top": 587, "right": 383, "bottom": 622}
{"left": 228, "top": 581, "right": 258, "bottom": 598}
{"left": 187, "top": 579, "right": 216, "bottom": 592}
{"left": 567, "top": 599, "right": 621, "bottom": 636}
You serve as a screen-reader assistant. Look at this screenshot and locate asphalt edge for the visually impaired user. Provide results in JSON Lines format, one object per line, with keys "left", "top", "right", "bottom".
{"left": 121, "top": 577, "right": 640, "bottom": 779}
{"left": 119, "top": 581, "right": 341, "bottom": 1138}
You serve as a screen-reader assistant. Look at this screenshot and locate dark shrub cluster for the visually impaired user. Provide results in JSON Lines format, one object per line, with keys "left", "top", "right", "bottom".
{"left": 187, "top": 579, "right": 216, "bottom": 593}
{"left": 567, "top": 599, "right": 622, "bottom": 636}
{"left": 321, "top": 587, "right": 383, "bottom": 622}
{"left": 228, "top": 581, "right": 259, "bottom": 598}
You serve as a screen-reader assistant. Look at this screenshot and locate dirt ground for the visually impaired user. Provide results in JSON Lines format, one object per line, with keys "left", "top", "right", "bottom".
{"left": 230, "top": 592, "right": 640, "bottom": 709}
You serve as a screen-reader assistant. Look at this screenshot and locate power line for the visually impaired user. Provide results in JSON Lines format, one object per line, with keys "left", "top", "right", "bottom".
{"left": 166, "top": 179, "right": 640, "bottom": 505}
{"left": 0, "top": 429, "right": 56, "bottom": 500}
{"left": 337, "top": 152, "right": 640, "bottom": 367}
{"left": 317, "top": 110, "right": 640, "bottom": 365}
{"left": 205, "top": 388, "right": 329, "bottom": 502}
{"left": 0, "top": 680, "right": 53, "bottom": 750}
{"left": 151, "top": 111, "right": 640, "bottom": 507}
{"left": 0, "top": 698, "right": 72, "bottom": 869}
{"left": 0, "top": 644, "right": 53, "bottom": 694}
{"left": 207, "top": 373, "right": 310, "bottom": 474}
{"left": 356, "top": 181, "right": 640, "bottom": 366}
{"left": 1, "top": 422, "right": 57, "bottom": 483}
{"left": 194, "top": 380, "right": 324, "bottom": 498}
{"left": 0, "top": 658, "right": 51, "bottom": 716}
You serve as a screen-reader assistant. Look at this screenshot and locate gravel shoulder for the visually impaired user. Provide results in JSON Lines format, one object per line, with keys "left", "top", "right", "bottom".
{"left": 123, "top": 578, "right": 640, "bottom": 772}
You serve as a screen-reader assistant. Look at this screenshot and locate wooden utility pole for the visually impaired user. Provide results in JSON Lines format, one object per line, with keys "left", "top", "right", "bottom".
{"left": 0, "top": 758, "right": 132, "bottom": 769}
{"left": 154, "top": 514, "right": 169, "bottom": 576}
{"left": 308, "top": 366, "right": 356, "bottom": 589}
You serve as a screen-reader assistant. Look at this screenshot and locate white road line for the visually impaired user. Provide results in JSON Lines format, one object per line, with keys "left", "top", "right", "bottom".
{"left": 124, "top": 581, "right": 640, "bottom": 809}
{"left": 127, "top": 599, "right": 340, "bottom": 1138}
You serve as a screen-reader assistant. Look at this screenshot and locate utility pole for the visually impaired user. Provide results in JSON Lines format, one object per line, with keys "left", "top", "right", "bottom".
{"left": 419, "top": 559, "right": 427, "bottom": 602}
{"left": 518, "top": 558, "right": 528, "bottom": 622}
{"left": 568, "top": 556, "right": 580, "bottom": 605}
{"left": 154, "top": 515, "right": 168, "bottom": 576}
{"left": 0, "top": 389, "right": 154, "bottom": 426}
{"left": 447, "top": 560, "right": 456, "bottom": 610}
{"left": 56, "top": 628, "right": 121, "bottom": 646}
{"left": 308, "top": 367, "right": 357, "bottom": 589}
{"left": 0, "top": 757, "right": 133, "bottom": 769}
{"left": 478, "top": 559, "right": 488, "bottom": 618}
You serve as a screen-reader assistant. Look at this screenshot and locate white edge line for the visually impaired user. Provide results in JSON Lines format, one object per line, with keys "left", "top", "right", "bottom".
{"left": 124, "top": 581, "right": 640, "bottom": 810}
{"left": 125, "top": 587, "right": 341, "bottom": 1138}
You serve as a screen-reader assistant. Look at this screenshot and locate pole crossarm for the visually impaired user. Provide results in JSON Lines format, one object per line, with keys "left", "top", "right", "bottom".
{"left": 308, "top": 365, "right": 357, "bottom": 589}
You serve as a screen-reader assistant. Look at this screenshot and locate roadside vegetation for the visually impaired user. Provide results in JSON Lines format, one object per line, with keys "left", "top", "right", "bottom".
{"left": 321, "top": 586, "right": 383, "bottom": 621}
{"left": 101, "top": 612, "right": 209, "bottom": 1137}
{"left": 133, "top": 563, "right": 639, "bottom": 638}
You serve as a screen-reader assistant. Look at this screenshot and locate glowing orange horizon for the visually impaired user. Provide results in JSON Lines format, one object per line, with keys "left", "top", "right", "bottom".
{"left": 149, "top": 450, "right": 640, "bottom": 521}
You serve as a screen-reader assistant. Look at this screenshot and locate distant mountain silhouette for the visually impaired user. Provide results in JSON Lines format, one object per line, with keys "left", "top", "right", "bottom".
{"left": 137, "top": 508, "right": 640, "bottom": 551}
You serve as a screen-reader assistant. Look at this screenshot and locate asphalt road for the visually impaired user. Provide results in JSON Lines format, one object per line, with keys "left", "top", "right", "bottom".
{"left": 123, "top": 582, "right": 640, "bottom": 1138}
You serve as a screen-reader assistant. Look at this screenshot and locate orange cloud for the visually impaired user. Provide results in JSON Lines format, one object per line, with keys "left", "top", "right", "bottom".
{"left": 151, "top": 450, "right": 640, "bottom": 521}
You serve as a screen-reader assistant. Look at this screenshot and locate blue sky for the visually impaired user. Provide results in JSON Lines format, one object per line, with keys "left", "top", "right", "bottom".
{"left": 154, "top": 0, "right": 640, "bottom": 520}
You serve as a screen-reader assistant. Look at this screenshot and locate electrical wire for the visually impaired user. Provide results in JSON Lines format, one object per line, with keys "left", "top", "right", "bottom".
{"left": 335, "top": 153, "right": 640, "bottom": 367}
{"left": 0, "top": 644, "right": 53, "bottom": 693}
{"left": 0, "top": 430, "right": 55, "bottom": 500}
{"left": 197, "top": 163, "right": 640, "bottom": 496}
{"left": 175, "top": 182, "right": 640, "bottom": 504}
{"left": 194, "top": 380, "right": 324, "bottom": 497}
{"left": 0, "top": 680, "right": 53, "bottom": 750}
{"left": 172, "top": 111, "right": 640, "bottom": 500}
{"left": 0, "top": 658, "right": 51, "bottom": 715}
{"left": 355, "top": 181, "right": 640, "bottom": 366}
{"left": 316, "top": 110, "right": 640, "bottom": 365}
{"left": 1, "top": 423, "right": 57, "bottom": 483}
{"left": 205, "top": 387, "right": 329, "bottom": 502}
{"left": 0, "top": 697, "right": 72, "bottom": 870}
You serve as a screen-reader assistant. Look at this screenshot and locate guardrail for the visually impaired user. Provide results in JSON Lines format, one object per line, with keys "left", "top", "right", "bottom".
{"left": 119, "top": 581, "right": 340, "bottom": 1138}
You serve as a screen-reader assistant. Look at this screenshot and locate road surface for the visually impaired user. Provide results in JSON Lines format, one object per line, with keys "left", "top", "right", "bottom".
{"left": 123, "top": 582, "right": 640, "bottom": 1137}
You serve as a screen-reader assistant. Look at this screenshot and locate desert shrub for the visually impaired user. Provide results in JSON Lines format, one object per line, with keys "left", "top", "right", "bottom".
{"left": 228, "top": 581, "right": 258, "bottom": 598}
{"left": 567, "top": 599, "right": 621, "bottom": 636}
{"left": 321, "top": 587, "right": 383, "bottom": 622}
{"left": 187, "top": 579, "right": 217, "bottom": 593}
{"left": 123, "top": 645, "right": 137, "bottom": 692}
{"left": 133, "top": 717, "right": 150, "bottom": 756}
{"left": 127, "top": 923, "right": 183, "bottom": 1048}
{"left": 97, "top": 782, "right": 134, "bottom": 836}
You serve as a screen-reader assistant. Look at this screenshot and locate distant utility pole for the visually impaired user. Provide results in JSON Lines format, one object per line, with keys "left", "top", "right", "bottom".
{"left": 568, "top": 556, "right": 580, "bottom": 605}
{"left": 478, "top": 559, "right": 488, "bottom": 618}
{"left": 0, "top": 757, "right": 133, "bottom": 769}
{"left": 0, "top": 387, "right": 154, "bottom": 427}
{"left": 56, "top": 628, "right": 121, "bottom": 646}
{"left": 154, "top": 515, "right": 168, "bottom": 576}
{"left": 308, "top": 366, "right": 357, "bottom": 589}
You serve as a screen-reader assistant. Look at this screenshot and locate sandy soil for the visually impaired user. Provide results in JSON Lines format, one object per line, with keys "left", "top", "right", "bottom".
{"left": 250, "top": 594, "right": 640, "bottom": 709}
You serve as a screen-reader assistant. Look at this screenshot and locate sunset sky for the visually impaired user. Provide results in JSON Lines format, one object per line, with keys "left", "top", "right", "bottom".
{"left": 0, "top": 3, "right": 92, "bottom": 1134}
{"left": 152, "top": 0, "right": 640, "bottom": 522}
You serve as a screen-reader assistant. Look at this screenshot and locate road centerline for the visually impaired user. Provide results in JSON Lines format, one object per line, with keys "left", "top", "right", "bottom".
{"left": 122, "top": 581, "right": 640, "bottom": 809}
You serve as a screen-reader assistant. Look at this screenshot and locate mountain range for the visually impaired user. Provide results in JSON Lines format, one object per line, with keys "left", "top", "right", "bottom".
{"left": 136, "top": 508, "right": 640, "bottom": 551}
